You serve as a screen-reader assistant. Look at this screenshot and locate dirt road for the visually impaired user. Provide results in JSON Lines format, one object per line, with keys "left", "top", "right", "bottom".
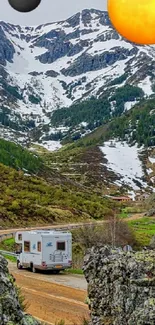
{"left": 8, "top": 261, "right": 89, "bottom": 325}
{"left": 0, "top": 213, "right": 145, "bottom": 236}
{"left": 8, "top": 261, "right": 87, "bottom": 290}
{"left": 0, "top": 221, "right": 102, "bottom": 235}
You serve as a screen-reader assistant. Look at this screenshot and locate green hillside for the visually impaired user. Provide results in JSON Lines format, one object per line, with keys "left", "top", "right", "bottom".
{"left": 50, "top": 84, "right": 144, "bottom": 129}
{"left": 46, "top": 84, "right": 144, "bottom": 143}
{"left": 64, "top": 97, "right": 155, "bottom": 148}
{"left": 0, "top": 161, "right": 118, "bottom": 228}
{"left": 0, "top": 138, "right": 42, "bottom": 173}
{"left": 107, "top": 98, "right": 155, "bottom": 147}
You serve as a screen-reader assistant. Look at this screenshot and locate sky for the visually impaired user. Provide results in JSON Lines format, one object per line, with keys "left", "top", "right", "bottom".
{"left": 1, "top": 0, "right": 107, "bottom": 26}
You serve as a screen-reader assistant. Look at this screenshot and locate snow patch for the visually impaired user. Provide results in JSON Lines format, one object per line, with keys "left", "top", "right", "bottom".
{"left": 100, "top": 140, "right": 147, "bottom": 190}
{"left": 32, "top": 140, "right": 62, "bottom": 152}
{"left": 147, "top": 168, "right": 153, "bottom": 175}
{"left": 149, "top": 156, "right": 155, "bottom": 164}
{"left": 124, "top": 101, "right": 137, "bottom": 111}
{"left": 138, "top": 76, "right": 153, "bottom": 96}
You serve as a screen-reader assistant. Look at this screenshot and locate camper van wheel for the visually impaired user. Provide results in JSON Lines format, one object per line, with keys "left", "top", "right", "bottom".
{"left": 31, "top": 264, "right": 36, "bottom": 273}
{"left": 17, "top": 261, "right": 22, "bottom": 269}
{"left": 53, "top": 270, "right": 60, "bottom": 274}
{"left": 32, "top": 266, "right": 36, "bottom": 273}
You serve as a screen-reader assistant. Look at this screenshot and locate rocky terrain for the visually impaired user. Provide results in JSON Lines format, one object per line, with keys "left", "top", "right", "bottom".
{"left": 0, "top": 254, "right": 40, "bottom": 325}
{"left": 83, "top": 246, "right": 155, "bottom": 325}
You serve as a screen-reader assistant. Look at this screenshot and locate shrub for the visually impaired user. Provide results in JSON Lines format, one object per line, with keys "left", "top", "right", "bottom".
{"left": 73, "top": 217, "right": 137, "bottom": 249}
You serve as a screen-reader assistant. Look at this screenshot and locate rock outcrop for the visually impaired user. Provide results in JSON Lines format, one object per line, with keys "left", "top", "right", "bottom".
{"left": 0, "top": 25, "right": 15, "bottom": 66}
{"left": 0, "top": 255, "right": 40, "bottom": 325}
{"left": 61, "top": 47, "right": 138, "bottom": 77}
{"left": 83, "top": 246, "right": 155, "bottom": 325}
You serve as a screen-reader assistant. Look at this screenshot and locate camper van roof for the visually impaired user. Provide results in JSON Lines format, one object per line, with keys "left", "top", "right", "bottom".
{"left": 23, "top": 230, "right": 70, "bottom": 235}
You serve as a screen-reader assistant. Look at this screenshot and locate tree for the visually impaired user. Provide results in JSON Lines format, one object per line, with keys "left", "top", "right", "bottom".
{"left": 73, "top": 217, "right": 136, "bottom": 249}
{"left": 145, "top": 193, "right": 155, "bottom": 209}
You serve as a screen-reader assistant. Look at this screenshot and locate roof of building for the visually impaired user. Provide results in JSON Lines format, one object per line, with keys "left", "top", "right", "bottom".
{"left": 110, "top": 196, "right": 131, "bottom": 200}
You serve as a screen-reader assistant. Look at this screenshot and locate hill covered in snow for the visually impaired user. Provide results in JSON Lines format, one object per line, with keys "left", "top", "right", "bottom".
{"left": 0, "top": 9, "right": 155, "bottom": 146}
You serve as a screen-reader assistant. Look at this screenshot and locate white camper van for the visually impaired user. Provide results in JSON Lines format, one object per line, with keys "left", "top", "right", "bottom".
{"left": 15, "top": 230, "right": 72, "bottom": 273}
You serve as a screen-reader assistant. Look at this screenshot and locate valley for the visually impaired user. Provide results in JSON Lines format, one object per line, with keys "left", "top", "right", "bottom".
{"left": 0, "top": 212, "right": 152, "bottom": 325}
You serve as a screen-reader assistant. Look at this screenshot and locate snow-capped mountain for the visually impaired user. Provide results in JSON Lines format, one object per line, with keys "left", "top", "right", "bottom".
{"left": 0, "top": 8, "right": 155, "bottom": 145}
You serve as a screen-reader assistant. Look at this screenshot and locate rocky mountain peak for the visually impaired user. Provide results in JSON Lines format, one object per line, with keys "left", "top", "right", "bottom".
{"left": 0, "top": 8, "right": 154, "bottom": 163}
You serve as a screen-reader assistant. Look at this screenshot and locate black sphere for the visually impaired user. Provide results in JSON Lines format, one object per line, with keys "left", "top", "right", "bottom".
{"left": 8, "top": 0, "right": 41, "bottom": 13}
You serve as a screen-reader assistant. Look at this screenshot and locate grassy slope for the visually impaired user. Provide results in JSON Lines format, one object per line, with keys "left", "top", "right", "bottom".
{"left": 0, "top": 138, "right": 42, "bottom": 173}
{"left": 0, "top": 139, "right": 120, "bottom": 227}
{"left": 0, "top": 162, "right": 118, "bottom": 228}
{"left": 39, "top": 142, "right": 125, "bottom": 195}
{"left": 128, "top": 217, "right": 155, "bottom": 246}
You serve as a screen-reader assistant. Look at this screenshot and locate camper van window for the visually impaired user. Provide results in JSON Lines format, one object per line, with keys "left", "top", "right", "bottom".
{"left": 37, "top": 241, "right": 41, "bottom": 252}
{"left": 18, "top": 234, "right": 22, "bottom": 241}
{"left": 57, "top": 242, "right": 65, "bottom": 250}
{"left": 24, "top": 241, "right": 30, "bottom": 252}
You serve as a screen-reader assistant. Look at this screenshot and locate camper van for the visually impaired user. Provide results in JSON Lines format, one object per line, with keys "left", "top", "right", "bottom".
{"left": 15, "top": 229, "right": 72, "bottom": 273}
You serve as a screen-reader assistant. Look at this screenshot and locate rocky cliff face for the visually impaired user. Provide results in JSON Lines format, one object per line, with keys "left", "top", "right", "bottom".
{"left": 0, "top": 255, "right": 40, "bottom": 325}
{"left": 83, "top": 246, "right": 155, "bottom": 325}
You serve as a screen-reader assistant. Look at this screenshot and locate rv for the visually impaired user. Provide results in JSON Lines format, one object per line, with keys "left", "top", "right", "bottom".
{"left": 15, "top": 229, "right": 72, "bottom": 273}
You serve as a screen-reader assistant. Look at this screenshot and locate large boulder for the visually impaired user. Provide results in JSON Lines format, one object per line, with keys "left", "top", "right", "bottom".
{"left": 83, "top": 246, "right": 155, "bottom": 325}
{"left": 0, "top": 255, "right": 40, "bottom": 325}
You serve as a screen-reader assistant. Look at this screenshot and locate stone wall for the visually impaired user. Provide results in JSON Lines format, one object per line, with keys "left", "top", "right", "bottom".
{"left": 83, "top": 246, "right": 155, "bottom": 325}
{"left": 0, "top": 255, "right": 40, "bottom": 325}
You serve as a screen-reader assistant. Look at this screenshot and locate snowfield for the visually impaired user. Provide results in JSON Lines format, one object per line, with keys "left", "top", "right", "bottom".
{"left": 100, "top": 141, "right": 148, "bottom": 190}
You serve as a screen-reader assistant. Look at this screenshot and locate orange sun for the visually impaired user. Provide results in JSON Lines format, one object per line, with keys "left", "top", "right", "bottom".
{"left": 108, "top": 0, "right": 155, "bottom": 45}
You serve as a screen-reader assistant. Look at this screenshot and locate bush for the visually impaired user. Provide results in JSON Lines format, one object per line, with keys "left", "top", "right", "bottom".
{"left": 73, "top": 217, "right": 137, "bottom": 249}
{"left": 15, "top": 285, "right": 29, "bottom": 312}
{"left": 145, "top": 194, "right": 155, "bottom": 209}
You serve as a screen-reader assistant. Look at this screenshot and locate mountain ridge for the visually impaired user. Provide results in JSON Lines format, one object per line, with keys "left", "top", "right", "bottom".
{"left": 0, "top": 8, "right": 155, "bottom": 148}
